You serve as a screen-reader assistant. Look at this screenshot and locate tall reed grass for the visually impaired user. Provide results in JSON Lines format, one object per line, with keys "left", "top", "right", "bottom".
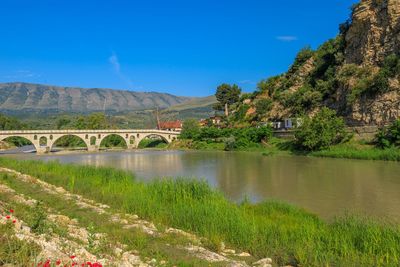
{"left": 311, "top": 145, "right": 400, "bottom": 161}
{"left": 0, "top": 157, "right": 399, "bottom": 266}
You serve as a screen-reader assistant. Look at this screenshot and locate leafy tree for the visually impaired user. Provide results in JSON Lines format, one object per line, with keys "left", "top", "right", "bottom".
{"left": 257, "top": 75, "right": 282, "bottom": 97}
{"left": 295, "top": 108, "right": 348, "bottom": 151}
{"left": 180, "top": 119, "right": 200, "bottom": 139}
{"left": 375, "top": 119, "right": 400, "bottom": 148}
{"left": 74, "top": 116, "right": 87, "bottom": 130}
{"left": 0, "top": 113, "right": 30, "bottom": 147}
{"left": 255, "top": 99, "right": 273, "bottom": 119}
{"left": 87, "top": 113, "right": 109, "bottom": 129}
{"left": 214, "top": 83, "right": 241, "bottom": 116}
{"left": 234, "top": 104, "right": 250, "bottom": 122}
{"left": 288, "top": 46, "right": 314, "bottom": 74}
{"left": 0, "top": 114, "right": 26, "bottom": 130}
{"left": 56, "top": 117, "right": 71, "bottom": 130}
{"left": 73, "top": 113, "right": 110, "bottom": 130}
{"left": 382, "top": 53, "right": 400, "bottom": 77}
{"left": 281, "top": 85, "right": 323, "bottom": 115}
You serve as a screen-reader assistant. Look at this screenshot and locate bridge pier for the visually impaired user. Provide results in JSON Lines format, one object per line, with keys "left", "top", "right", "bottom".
{"left": 36, "top": 146, "right": 50, "bottom": 154}
{"left": 127, "top": 144, "right": 135, "bottom": 150}
{"left": 88, "top": 145, "right": 99, "bottom": 152}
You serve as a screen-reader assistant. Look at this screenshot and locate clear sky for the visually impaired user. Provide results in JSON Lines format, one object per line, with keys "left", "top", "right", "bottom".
{"left": 0, "top": 0, "right": 359, "bottom": 96}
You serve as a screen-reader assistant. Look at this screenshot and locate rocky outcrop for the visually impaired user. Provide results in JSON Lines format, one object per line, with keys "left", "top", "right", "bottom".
{"left": 349, "top": 89, "right": 400, "bottom": 125}
{"left": 243, "top": 0, "right": 400, "bottom": 126}
{"left": 345, "top": 0, "right": 400, "bottom": 66}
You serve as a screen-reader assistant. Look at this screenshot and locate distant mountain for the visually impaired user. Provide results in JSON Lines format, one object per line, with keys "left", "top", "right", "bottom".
{"left": 0, "top": 82, "right": 202, "bottom": 114}
{"left": 161, "top": 95, "right": 218, "bottom": 121}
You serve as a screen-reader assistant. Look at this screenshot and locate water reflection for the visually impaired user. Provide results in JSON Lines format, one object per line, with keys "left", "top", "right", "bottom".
{"left": 5, "top": 150, "right": 400, "bottom": 221}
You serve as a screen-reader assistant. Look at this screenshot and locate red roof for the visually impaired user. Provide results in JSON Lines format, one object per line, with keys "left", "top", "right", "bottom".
{"left": 159, "top": 121, "right": 182, "bottom": 129}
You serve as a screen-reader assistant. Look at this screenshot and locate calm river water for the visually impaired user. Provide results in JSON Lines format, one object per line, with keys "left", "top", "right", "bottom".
{"left": 5, "top": 150, "right": 400, "bottom": 221}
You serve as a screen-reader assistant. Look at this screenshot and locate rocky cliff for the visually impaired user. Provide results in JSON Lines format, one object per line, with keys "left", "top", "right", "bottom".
{"left": 244, "top": 0, "right": 400, "bottom": 126}
{"left": 345, "top": 0, "right": 400, "bottom": 66}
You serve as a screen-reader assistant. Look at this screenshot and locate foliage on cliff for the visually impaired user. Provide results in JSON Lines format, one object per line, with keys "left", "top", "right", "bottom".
{"left": 233, "top": 0, "right": 400, "bottom": 126}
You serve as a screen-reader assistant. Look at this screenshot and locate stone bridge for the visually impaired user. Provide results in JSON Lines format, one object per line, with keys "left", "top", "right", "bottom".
{"left": 0, "top": 129, "right": 180, "bottom": 154}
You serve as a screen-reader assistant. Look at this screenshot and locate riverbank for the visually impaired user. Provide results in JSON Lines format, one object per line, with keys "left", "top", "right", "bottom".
{"left": 0, "top": 163, "right": 254, "bottom": 267}
{"left": 0, "top": 158, "right": 399, "bottom": 266}
{"left": 169, "top": 139, "right": 400, "bottom": 161}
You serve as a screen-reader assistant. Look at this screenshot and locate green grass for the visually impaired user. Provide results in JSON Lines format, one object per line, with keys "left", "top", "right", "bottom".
{"left": 310, "top": 143, "right": 400, "bottom": 161}
{"left": 0, "top": 158, "right": 400, "bottom": 266}
{"left": 0, "top": 219, "right": 40, "bottom": 266}
{"left": 0, "top": 172, "right": 219, "bottom": 267}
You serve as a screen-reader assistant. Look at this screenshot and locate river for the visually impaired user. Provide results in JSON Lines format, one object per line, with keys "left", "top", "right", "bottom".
{"left": 4, "top": 150, "right": 400, "bottom": 221}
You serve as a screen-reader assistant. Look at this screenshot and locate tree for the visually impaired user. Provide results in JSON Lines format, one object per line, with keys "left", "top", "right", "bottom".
{"left": 214, "top": 83, "right": 241, "bottom": 116}
{"left": 86, "top": 113, "right": 109, "bottom": 130}
{"left": 255, "top": 99, "right": 273, "bottom": 119}
{"left": 56, "top": 117, "right": 71, "bottom": 130}
{"left": 180, "top": 119, "right": 200, "bottom": 139}
{"left": 375, "top": 119, "right": 400, "bottom": 148}
{"left": 294, "top": 108, "right": 348, "bottom": 151}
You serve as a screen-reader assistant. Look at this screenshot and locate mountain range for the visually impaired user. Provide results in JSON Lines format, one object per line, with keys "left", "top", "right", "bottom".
{"left": 0, "top": 82, "right": 215, "bottom": 115}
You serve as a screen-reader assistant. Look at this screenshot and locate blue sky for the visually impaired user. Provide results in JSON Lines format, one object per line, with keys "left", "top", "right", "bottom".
{"left": 0, "top": 0, "right": 358, "bottom": 96}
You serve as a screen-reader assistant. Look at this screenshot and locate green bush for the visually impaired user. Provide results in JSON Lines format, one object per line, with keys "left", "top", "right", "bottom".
{"left": 180, "top": 119, "right": 200, "bottom": 139}
{"left": 281, "top": 85, "right": 323, "bottom": 115}
{"left": 375, "top": 119, "right": 400, "bottom": 149}
{"left": 295, "top": 108, "right": 348, "bottom": 151}
{"left": 288, "top": 46, "right": 314, "bottom": 74}
{"left": 255, "top": 99, "right": 273, "bottom": 118}
{"left": 223, "top": 136, "right": 236, "bottom": 151}
{"left": 184, "top": 126, "right": 273, "bottom": 150}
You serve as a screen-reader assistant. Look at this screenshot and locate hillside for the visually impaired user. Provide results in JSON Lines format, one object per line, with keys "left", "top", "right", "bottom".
{"left": 242, "top": 0, "right": 400, "bottom": 126}
{"left": 0, "top": 82, "right": 198, "bottom": 114}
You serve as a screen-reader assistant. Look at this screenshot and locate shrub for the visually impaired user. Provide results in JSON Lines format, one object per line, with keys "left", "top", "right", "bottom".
{"left": 224, "top": 136, "right": 237, "bottom": 151}
{"left": 257, "top": 75, "right": 283, "bottom": 96}
{"left": 180, "top": 119, "right": 200, "bottom": 139}
{"left": 255, "top": 99, "right": 273, "bottom": 118}
{"left": 295, "top": 108, "right": 348, "bottom": 151}
{"left": 234, "top": 104, "right": 250, "bottom": 122}
{"left": 375, "top": 119, "right": 400, "bottom": 148}
{"left": 282, "top": 85, "right": 323, "bottom": 115}
{"left": 288, "top": 46, "right": 314, "bottom": 74}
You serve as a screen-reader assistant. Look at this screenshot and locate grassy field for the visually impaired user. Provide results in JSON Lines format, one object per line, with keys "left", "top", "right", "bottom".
{"left": 0, "top": 158, "right": 399, "bottom": 266}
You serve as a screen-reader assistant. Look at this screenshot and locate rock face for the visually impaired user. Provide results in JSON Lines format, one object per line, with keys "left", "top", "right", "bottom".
{"left": 349, "top": 86, "right": 400, "bottom": 125}
{"left": 345, "top": 0, "right": 400, "bottom": 66}
{"left": 244, "top": 0, "right": 400, "bottom": 126}
{"left": 343, "top": 0, "right": 400, "bottom": 125}
{"left": 0, "top": 82, "right": 193, "bottom": 114}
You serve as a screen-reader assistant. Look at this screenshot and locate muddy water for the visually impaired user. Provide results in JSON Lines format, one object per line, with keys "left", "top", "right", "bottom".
{"left": 6, "top": 150, "right": 400, "bottom": 220}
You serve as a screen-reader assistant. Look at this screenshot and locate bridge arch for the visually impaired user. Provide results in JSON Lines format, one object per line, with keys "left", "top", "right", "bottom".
{"left": 50, "top": 134, "right": 89, "bottom": 151}
{"left": 99, "top": 133, "right": 129, "bottom": 149}
{"left": 137, "top": 133, "right": 170, "bottom": 148}
{"left": 0, "top": 135, "right": 36, "bottom": 151}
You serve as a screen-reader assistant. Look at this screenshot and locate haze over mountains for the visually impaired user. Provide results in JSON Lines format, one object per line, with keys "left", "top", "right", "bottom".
{"left": 0, "top": 82, "right": 214, "bottom": 115}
